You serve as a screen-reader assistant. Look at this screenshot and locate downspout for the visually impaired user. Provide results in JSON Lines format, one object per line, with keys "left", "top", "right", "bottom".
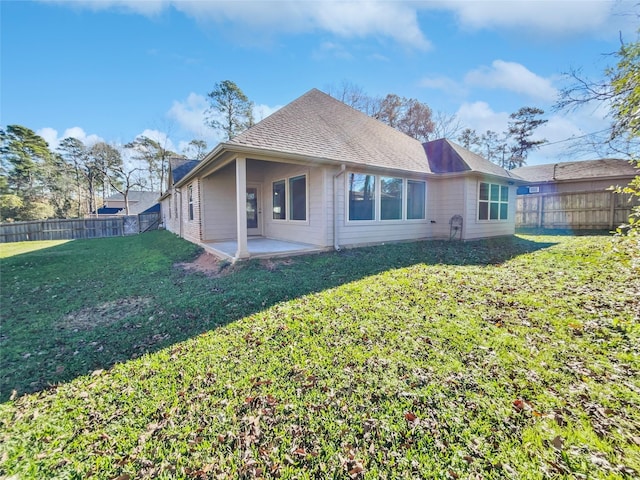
{"left": 333, "top": 164, "right": 346, "bottom": 251}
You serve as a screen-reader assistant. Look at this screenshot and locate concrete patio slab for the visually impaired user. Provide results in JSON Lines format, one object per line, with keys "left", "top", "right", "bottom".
{"left": 202, "top": 237, "right": 325, "bottom": 261}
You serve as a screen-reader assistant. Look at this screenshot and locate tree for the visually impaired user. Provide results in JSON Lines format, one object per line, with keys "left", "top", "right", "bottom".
{"left": 205, "top": 80, "right": 254, "bottom": 140}
{"left": 506, "top": 107, "right": 547, "bottom": 169}
{"left": 0, "top": 125, "right": 52, "bottom": 198}
{"left": 375, "top": 94, "right": 404, "bottom": 128}
{"left": 58, "top": 137, "right": 90, "bottom": 216}
{"left": 458, "top": 128, "right": 480, "bottom": 151}
{"left": 479, "top": 130, "right": 509, "bottom": 168}
{"left": 183, "top": 139, "right": 208, "bottom": 160}
{"left": 429, "top": 111, "right": 463, "bottom": 141}
{"left": 397, "top": 99, "right": 434, "bottom": 142}
{"left": 97, "top": 143, "right": 145, "bottom": 215}
{"left": 125, "top": 136, "right": 176, "bottom": 193}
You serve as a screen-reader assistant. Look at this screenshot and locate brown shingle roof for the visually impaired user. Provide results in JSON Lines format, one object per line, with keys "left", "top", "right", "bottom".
{"left": 227, "top": 88, "right": 431, "bottom": 174}
{"left": 512, "top": 159, "right": 638, "bottom": 183}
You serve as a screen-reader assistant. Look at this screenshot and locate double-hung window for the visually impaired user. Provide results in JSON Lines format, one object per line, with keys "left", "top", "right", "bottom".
{"left": 478, "top": 182, "right": 508, "bottom": 220}
{"left": 407, "top": 180, "right": 426, "bottom": 220}
{"left": 272, "top": 174, "right": 307, "bottom": 221}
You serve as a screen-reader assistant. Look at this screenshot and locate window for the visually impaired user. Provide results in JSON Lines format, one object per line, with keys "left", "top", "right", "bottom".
{"left": 407, "top": 180, "right": 426, "bottom": 220}
{"left": 272, "top": 174, "right": 307, "bottom": 221}
{"left": 380, "top": 177, "right": 403, "bottom": 220}
{"left": 272, "top": 180, "right": 285, "bottom": 219}
{"left": 289, "top": 175, "right": 306, "bottom": 221}
{"left": 479, "top": 182, "right": 508, "bottom": 221}
{"left": 188, "top": 185, "right": 194, "bottom": 221}
{"left": 349, "top": 173, "right": 375, "bottom": 221}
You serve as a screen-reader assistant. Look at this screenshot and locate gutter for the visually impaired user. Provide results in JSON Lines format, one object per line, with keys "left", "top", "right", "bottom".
{"left": 333, "top": 164, "right": 346, "bottom": 251}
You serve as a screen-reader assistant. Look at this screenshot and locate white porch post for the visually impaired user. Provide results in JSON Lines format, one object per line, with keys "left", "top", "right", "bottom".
{"left": 235, "top": 157, "right": 249, "bottom": 259}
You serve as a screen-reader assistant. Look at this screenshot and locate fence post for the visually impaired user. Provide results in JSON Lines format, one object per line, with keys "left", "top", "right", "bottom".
{"left": 609, "top": 191, "right": 616, "bottom": 230}
{"left": 537, "top": 195, "right": 543, "bottom": 228}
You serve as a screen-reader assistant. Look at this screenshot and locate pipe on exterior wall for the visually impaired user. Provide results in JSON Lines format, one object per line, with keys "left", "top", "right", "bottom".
{"left": 333, "top": 164, "right": 346, "bottom": 251}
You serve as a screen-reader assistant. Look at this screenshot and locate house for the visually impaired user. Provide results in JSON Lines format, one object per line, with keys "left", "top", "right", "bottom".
{"left": 98, "top": 190, "right": 161, "bottom": 216}
{"left": 512, "top": 159, "right": 638, "bottom": 195}
{"left": 160, "top": 89, "right": 522, "bottom": 261}
{"left": 512, "top": 159, "right": 639, "bottom": 230}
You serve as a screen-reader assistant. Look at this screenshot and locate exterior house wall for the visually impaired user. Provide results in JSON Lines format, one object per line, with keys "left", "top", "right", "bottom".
{"left": 426, "top": 177, "right": 466, "bottom": 239}
{"left": 333, "top": 170, "right": 432, "bottom": 248}
{"left": 161, "top": 194, "right": 180, "bottom": 234}
{"left": 182, "top": 179, "right": 202, "bottom": 243}
{"left": 463, "top": 176, "right": 516, "bottom": 239}
{"left": 262, "top": 162, "right": 328, "bottom": 246}
{"left": 201, "top": 163, "right": 237, "bottom": 241}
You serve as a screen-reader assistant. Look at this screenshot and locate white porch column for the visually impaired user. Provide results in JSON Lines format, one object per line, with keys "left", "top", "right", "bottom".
{"left": 235, "top": 157, "right": 249, "bottom": 259}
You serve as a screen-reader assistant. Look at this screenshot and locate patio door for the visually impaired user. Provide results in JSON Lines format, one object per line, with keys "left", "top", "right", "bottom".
{"left": 246, "top": 185, "right": 262, "bottom": 236}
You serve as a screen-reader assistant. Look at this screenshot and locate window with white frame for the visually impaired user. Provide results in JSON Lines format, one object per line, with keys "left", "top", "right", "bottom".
{"left": 348, "top": 174, "right": 427, "bottom": 222}
{"left": 348, "top": 173, "right": 376, "bottom": 221}
{"left": 272, "top": 174, "right": 307, "bottom": 221}
{"left": 407, "top": 180, "right": 426, "bottom": 220}
{"left": 272, "top": 180, "right": 286, "bottom": 219}
{"left": 478, "top": 182, "right": 508, "bottom": 221}
{"left": 380, "top": 177, "right": 403, "bottom": 220}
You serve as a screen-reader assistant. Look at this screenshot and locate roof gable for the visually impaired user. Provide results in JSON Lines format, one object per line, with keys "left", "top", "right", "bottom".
{"left": 227, "top": 88, "right": 431, "bottom": 174}
{"left": 424, "top": 139, "right": 521, "bottom": 180}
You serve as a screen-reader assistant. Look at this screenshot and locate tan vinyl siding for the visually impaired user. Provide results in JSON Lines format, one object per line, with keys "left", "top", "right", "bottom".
{"left": 263, "top": 163, "right": 327, "bottom": 246}
{"left": 463, "top": 177, "right": 515, "bottom": 239}
{"left": 426, "top": 177, "right": 466, "bottom": 239}
{"left": 201, "top": 163, "right": 237, "bottom": 241}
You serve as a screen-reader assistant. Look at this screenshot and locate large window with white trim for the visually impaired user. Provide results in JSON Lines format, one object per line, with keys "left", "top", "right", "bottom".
{"left": 272, "top": 174, "right": 307, "bottom": 221}
{"left": 347, "top": 174, "right": 427, "bottom": 222}
{"left": 478, "top": 182, "right": 508, "bottom": 221}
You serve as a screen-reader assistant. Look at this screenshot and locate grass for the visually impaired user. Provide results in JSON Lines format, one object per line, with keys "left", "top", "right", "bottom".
{"left": 0, "top": 231, "right": 638, "bottom": 478}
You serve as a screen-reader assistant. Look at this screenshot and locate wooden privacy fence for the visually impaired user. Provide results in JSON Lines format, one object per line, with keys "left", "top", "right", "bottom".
{"left": 0, "top": 212, "right": 161, "bottom": 243}
{"left": 516, "top": 190, "right": 638, "bottom": 230}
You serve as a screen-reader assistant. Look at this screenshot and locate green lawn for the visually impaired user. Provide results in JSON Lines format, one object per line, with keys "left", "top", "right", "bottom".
{"left": 1, "top": 231, "right": 638, "bottom": 478}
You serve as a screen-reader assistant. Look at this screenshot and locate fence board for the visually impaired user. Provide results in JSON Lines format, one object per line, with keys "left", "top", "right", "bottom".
{"left": 0, "top": 212, "right": 160, "bottom": 243}
{"left": 516, "top": 190, "right": 639, "bottom": 230}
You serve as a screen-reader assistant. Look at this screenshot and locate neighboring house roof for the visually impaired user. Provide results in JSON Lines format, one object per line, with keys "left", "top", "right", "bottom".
{"left": 227, "top": 88, "right": 431, "bottom": 174}
{"left": 104, "top": 191, "right": 161, "bottom": 215}
{"left": 175, "top": 88, "right": 517, "bottom": 186}
{"left": 96, "top": 207, "right": 122, "bottom": 215}
{"left": 512, "top": 159, "right": 638, "bottom": 183}
{"left": 425, "top": 139, "right": 522, "bottom": 179}
{"left": 169, "top": 158, "right": 200, "bottom": 184}
{"left": 106, "top": 191, "right": 161, "bottom": 203}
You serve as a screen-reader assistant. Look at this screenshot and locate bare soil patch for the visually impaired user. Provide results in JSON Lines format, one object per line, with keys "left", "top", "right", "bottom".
{"left": 175, "top": 252, "right": 234, "bottom": 277}
{"left": 60, "top": 296, "right": 152, "bottom": 331}
{"left": 260, "top": 258, "right": 295, "bottom": 271}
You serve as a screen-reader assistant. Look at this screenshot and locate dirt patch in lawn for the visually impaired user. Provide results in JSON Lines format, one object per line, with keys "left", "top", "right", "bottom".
{"left": 260, "top": 258, "right": 295, "bottom": 272}
{"left": 60, "top": 296, "right": 153, "bottom": 331}
{"left": 175, "top": 252, "right": 235, "bottom": 277}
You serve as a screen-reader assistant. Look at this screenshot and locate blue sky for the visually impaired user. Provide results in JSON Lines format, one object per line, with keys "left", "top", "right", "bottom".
{"left": 2, "top": 0, "right": 637, "bottom": 165}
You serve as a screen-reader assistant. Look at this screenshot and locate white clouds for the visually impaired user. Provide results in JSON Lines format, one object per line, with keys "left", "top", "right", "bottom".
{"left": 440, "top": 0, "right": 632, "bottom": 37}
{"left": 419, "top": 75, "right": 467, "bottom": 97}
{"left": 465, "top": 60, "right": 558, "bottom": 102}
{"left": 455, "top": 101, "right": 510, "bottom": 134}
{"left": 37, "top": 126, "right": 104, "bottom": 149}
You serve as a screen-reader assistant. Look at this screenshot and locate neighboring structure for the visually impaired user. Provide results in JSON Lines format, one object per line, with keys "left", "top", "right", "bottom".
{"left": 513, "top": 159, "right": 639, "bottom": 230}
{"left": 97, "top": 191, "right": 161, "bottom": 216}
{"left": 160, "top": 89, "right": 522, "bottom": 261}
{"left": 513, "top": 159, "right": 638, "bottom": 195}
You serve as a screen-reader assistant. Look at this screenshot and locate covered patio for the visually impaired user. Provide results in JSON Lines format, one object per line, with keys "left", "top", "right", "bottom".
{"left": 201, "top": 237, "right": 325, "bottom": 261}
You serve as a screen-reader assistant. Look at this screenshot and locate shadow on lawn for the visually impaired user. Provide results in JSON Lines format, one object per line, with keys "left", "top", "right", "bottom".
{"left": 0, "top": 232, "right": 556, "bottom": 401}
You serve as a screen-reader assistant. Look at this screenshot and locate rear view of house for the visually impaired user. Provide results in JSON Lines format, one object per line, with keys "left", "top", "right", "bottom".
{"left": 160, "top": 89, "right": 521, "bottom": 260}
